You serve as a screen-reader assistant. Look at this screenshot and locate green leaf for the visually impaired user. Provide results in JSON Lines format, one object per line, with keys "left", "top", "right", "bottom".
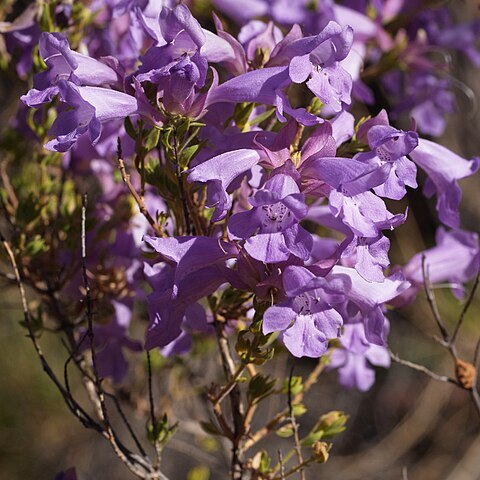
{"left": 199, "top": 421, "right": 222, "bottom": 436}
{"left": 318, "top": 411, "right": 348, "bottom": 438}
{"left": 146, "top": 414, "right": 177, "bottom": 446}
{"left": 180, "top": 144, "right": 201, "bottom": 169}
{"left": 301, "top": 430, "right": 324, "bottom": 447}
{"left": 276, "top": 425, "right": 294, "bottom": 438}
{"left": 124, "top": 117, "right": 137, "bottom": 139}
{"left": 251, "top": 450, "right": 272, "bottom": 473}
{"left": 282, "top": 376, "right": 303, "bottom": 396}
{"left": 145, "top": 127, "right": 161, "bottom": 151}
{"left": 249, "top": 107, "right": 276, "bottom": 126}
{"left": 292, "top": 403, "right": 307, "bottom": 417}
{"left": 247, "top": 374, "right": 276, "bottom": 402}
{"left": 176, "top": 117, "right": 191, "bottom": 141}
{"left": 259, "top": 451, "right": 271, "bottom": 473}
{"left": 233, "top": 102, "right": 255, "bottom": 131}
{"left": 24, "top": 235, "right": 49, "bottom": 256}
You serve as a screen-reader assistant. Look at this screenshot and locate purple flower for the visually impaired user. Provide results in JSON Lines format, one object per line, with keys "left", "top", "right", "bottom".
{"left": 228, "top": 174, "right": 313, "bottom": 263}
{"left": 327, "top": 266, "right": 410, "bottom": 344}
{"left": 238, "top": 20, "right": 283, "bottom": 67}
{"left": 208, "top": 66, "right": 320, "bottom": 126}
{"left": 34, "top": 32, "right": 121, "bottom": 90}
{"left": 384, "top": 71, "right": 456, "bottom": 137}
{"left": 187, "top": 149, "right": 260, "bottom": 221}
{"left": 160, "top": 302, "right": 212, "bottom": 356}
{"left": 263, "top": 266, "right": 344, "bottom": 357}
{"left": 1, "top": 4, "right": 40, "bottom": 78}
{"left": 135, "top": 4, "right": 237, "bottom": 115}
{"left": 329, "top": 323, "right": 390, "bottom": 391}
{"left": 329, "top": 189, "right": 405, "bottom": 238}
{"left": 343, "top": 234, "right": 391, "bottom": 283}
{"left": 409, "top": 138, "right": 480, "bottom": 228}
{"left": 143, "top": 236, "right": 238, "bottom": 349}
{"left": 279, "top": 21, "right": 354, "bottom": 112}
{"left": 403, "top": 227, "right": 480, "bottom": 299}
{"left": 22, "top": 80, "right": 138, "bottom": 152}
{"left": 145, "top": 264, "right": 228, "bottom": 349}
{"left": 81, "top": 302, "right": 142, "bottom": 383}
{"left": 354, "top": 124, "right": 418, "bottom": 200}
{"left": 144, "top": 235, "right": 238, "bottom": 298}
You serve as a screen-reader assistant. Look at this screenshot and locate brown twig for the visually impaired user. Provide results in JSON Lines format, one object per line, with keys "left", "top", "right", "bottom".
{"left": 244, "top": 359, "right": 326, "bottom": 452}
{"left": 389, "top": 350, "right": 459, "bottom": 385}
{"left": 451, "top": 270, "right": 480, "bottom": 345}
{"left": 271, "top": 457, "right": 314, "bottom": 480}
{"left": 0, "top": 233, "right": 102, "bottom": 432}
{"left": 421, "top": 256, "right": 453, "bottom": 354}
{"left": 147, "top": 350, "right": 163, "bottom": 467}
{"left": 212, "top": 314, "right": 245, "bottom": 479}
{"left": 117, "top": 138, "right": 166, "bottom": 238}
{"left": 278, "top": 449, "right": 286, "bottom": 480}
{"left": 412, "top": 256, "right": 480, "bottom": 418}
{"left": 287, "top": 363, "right": 306, "bottom": 480}
{"left": 81, "top": 194, "right": 111, "bottom": 430}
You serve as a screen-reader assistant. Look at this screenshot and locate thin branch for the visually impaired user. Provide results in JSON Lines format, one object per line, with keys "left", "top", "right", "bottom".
{"left": 172, "top": 128, "right": 192, "bottom": 235}
{"left": 278, "top": 449, "right": 286, "bottom": 480}
{"left": 244, "top": 359, "right": 326, "bottom": 452}
{"left": 117, "top": 138, "right": 166, "bottom": 238}
{"left": 61, "top": 337, "right": 148, "bottom": 459}
{"left": 470, "top": 336, "right": 480, "bottom": 416}
{"left": 271, "top": 457, "right": 314, "bottom": 480}
{"left": 451, "top": 270, "right": 480, "bottom": 345}
{"left": 422, "top": 255, "right": 452, "bottom": 353}
{"left": 0, "top": 233, "right": 103, "bottom": 432}
{"left": 287, "top": 363, "right": 305, "bottom": 480}
{"left": 212, "top": 364, "right": 247, "bottom": 406}
{"left": 212, "top": 314, "right": 244, "bottom": 479}
{"left": 147, "top": 351, "right": 163, "bottom": 466}
{"left": 389, "top": 350, "right": 459, "bottom": 385}
{"left": 106, "top": 392, "right": 148, "bottom": 458}
{"left": 82, "top": 194, "right": 111, "bottom": 431}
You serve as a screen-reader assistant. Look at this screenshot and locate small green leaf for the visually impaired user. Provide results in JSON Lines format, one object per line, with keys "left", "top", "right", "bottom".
{"left": 276, "top": 425, "right": 294, "bottom": 438}
{"left": 233, "top": 102, "right": 255, "bottom": 131}
{"left": 124, "top": 117, "right": 137, "bottom": 139}
{"left": 282, "top": 376, "right": 303, "bottom": 396}
{"left": 147, "top": 414, "right": 177, "bottom": 446}
{"left": 180, "top": 144, "right": 201, "bottom": 169}
{"left": 292, "top": 403, "right": 307, "bottom": 417}
{"left": 24, "top": 235, "right": 49, "bottom": 256}
{"left": 145, "top": 127, "right": 161, "bottom": 151}
{"left": 199, "top": 421, "right": 222, "bottom": 436}
{"left": 247, "top": 374, "right": 276, "bottom": 402}
{"left": 318, "top": 411, "right": 348, "bottom": 438}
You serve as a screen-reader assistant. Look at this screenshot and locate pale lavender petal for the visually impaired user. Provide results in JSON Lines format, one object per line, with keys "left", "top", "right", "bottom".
{"left": 263, "top": 305, "right": 296, "bottom": 333}
{"left": 283, "top": 315, "right": 328, "bottom": 358}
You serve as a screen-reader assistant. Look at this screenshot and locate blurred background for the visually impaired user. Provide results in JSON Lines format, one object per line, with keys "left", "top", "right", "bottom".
{"left": 1, "top": 1, "right": 480, "bottom": 479}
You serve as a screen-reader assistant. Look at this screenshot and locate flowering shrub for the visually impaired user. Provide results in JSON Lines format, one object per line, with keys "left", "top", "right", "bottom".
{"left": 1, "top": 1, "right": 479, "bottom": 479}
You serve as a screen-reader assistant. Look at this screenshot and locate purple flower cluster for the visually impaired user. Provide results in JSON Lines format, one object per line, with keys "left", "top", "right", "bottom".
{"left": 15, "top": 1, "right": 480, "bottom": 392}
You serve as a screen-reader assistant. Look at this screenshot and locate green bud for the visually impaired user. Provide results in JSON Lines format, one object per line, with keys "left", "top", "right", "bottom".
{"left": 276, "top": 425, "right": 294, "bottom": 438}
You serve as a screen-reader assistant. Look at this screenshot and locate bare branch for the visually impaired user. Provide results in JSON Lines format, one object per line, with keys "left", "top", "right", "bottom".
{"left": 421, "top": 255, "right": 452, "bottom": 351}
{"left": 117, "top": 138, "right": 166, "bottom": 238}
{"left": 451, "top": 270, "right": 480, "bottom": 344}
{"left": 389, "top": 350, "right": 459, "bottom": 385}
{"left": 287, "top": 363, "right": 306, "bottom": 480}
